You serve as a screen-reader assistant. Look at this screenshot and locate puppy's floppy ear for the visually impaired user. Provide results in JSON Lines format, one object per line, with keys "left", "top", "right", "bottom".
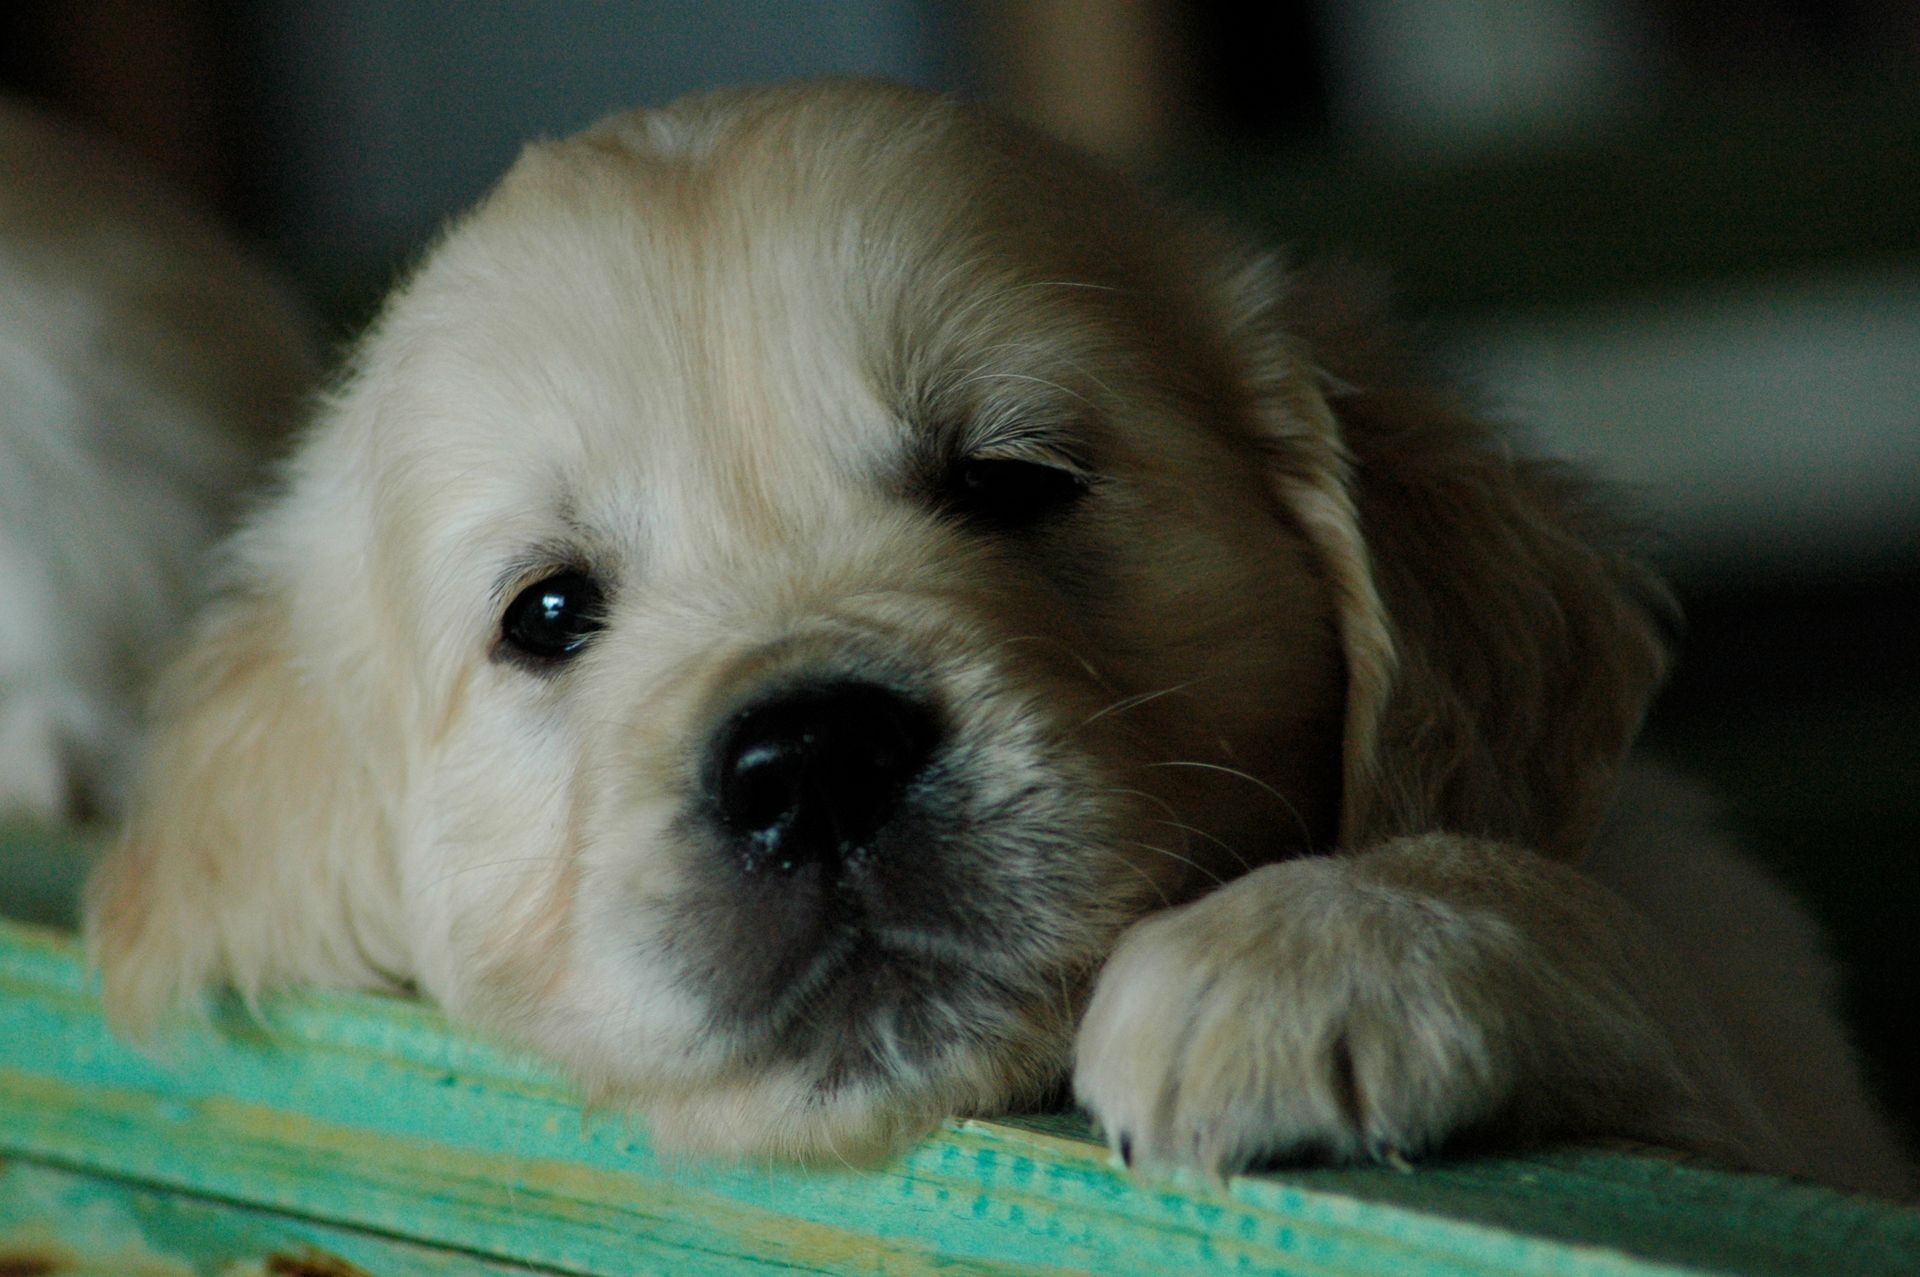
{"left": 1218, "top": 256, "right": 1673, "bottom": 859}
{"left": 84, "top": 584, "right": 406, "bottom": 1034}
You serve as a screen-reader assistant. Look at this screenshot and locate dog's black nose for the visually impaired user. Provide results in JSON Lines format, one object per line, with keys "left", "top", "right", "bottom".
{"left": 715, "top": 681, "right": 939, "bottom": 873}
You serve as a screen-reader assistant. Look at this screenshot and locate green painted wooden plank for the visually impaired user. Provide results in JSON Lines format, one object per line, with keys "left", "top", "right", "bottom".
{"left": 3, "top": 908, "right": 1918, "bottom": 1274}
{"left": 1, "top": 1158, "right": 551, "bottom": 1275}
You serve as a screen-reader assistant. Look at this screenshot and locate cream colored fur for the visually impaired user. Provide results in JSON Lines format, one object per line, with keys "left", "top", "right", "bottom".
{"left": 83, "top": 81, "right": 1910, "bottom": 1195}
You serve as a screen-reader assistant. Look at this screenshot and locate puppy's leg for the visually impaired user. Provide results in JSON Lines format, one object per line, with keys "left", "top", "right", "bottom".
{"left": 1585, "top": 762, "right": 1914, "bottom": 1196}
{"left": 1073, "top": 834, "right": 1781, "bottom": 1179}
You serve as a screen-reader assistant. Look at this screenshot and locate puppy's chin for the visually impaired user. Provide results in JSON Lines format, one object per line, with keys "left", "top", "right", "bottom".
{"left": 552, "top": 835, "right": 1122, "bottom": 1160}
{"left": 639, "top": 1065, "right": 980, "bottom": 1164}
{"left": 535, "top": 928, "right": 1077, "bottom": 1162}
{"left": 623, "top": 951, "right": 1074, "bottom": 1161}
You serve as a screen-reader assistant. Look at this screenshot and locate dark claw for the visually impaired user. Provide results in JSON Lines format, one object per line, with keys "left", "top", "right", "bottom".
{"left": 1118, "top": 1132, "right": 1134, "bottom": 1169}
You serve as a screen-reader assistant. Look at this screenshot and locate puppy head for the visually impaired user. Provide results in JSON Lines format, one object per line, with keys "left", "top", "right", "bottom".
{"left": 86, "top": 81, "right": 1666, "bottom": 1158}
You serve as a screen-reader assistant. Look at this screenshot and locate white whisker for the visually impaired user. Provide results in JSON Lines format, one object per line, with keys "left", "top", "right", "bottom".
{"left": 1116, "top": 837, "right": 1226, "bottom": 890}
{"left": 1140, "top": 759, "right": 1317, "bottom": 851}
{"left": 1077, "top": 679, "right": 1203, "bottom": 729}
{"left": 1151, "top": 817, "right": 1254, "bottom": 876}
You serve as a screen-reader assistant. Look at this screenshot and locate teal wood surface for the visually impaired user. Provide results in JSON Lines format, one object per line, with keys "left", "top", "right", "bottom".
{"left": 1, "top": 1159, "right": 542, "bottom": 1275}
{"left": 4, "top": 831, "right": 1919, "bottom": 1275}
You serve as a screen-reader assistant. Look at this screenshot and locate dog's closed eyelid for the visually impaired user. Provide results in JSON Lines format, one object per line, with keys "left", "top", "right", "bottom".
{"left": 936, "top": 454, "right": 1093, "bottom": 530}
{"left": 964, "top": 437, "right": 1096, "bottom": 476}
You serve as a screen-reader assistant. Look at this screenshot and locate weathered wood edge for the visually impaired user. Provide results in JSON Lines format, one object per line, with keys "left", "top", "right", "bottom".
{"left": 4, "top": 916, "right": 1916, "bottom": 1276}
{"left": 1, "top": 1159, "right": 554, "bottom": 1276}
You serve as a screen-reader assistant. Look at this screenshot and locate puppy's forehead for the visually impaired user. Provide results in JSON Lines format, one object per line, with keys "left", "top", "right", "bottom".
{"left": 361, "top": 85, "right": 1220, "bottom": 565}
{"left": 386, "top": 139, "right": 895, "bottom": 514}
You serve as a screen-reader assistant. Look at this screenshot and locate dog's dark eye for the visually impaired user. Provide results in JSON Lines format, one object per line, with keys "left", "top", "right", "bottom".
{"left": 500, "top": 571, "right": 606, "bottom": 663}
{"left": 944, "top": 457, "right": 1088, "bottom": 530}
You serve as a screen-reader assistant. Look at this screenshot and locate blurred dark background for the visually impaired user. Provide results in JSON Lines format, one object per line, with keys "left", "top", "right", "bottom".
{"left": 4, "top": 1, "right": 1915, "bottom": 1147}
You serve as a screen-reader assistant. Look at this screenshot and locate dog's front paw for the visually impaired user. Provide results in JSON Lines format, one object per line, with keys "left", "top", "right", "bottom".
{"left": 1073, "top": 847, "right": 1551, "bottom": 1177}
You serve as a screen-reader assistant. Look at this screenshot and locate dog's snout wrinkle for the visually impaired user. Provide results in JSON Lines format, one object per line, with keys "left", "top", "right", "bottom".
{"left": 715, "top": 680, "right": 940, "bottom": 874}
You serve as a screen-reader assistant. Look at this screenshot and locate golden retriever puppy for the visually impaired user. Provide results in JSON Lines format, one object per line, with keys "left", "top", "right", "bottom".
{"left": 85, "top": 81, "right": 1910, "bottom": 1194}
{"left": 0, "top": 101, "right": 316, "bottom": 822}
